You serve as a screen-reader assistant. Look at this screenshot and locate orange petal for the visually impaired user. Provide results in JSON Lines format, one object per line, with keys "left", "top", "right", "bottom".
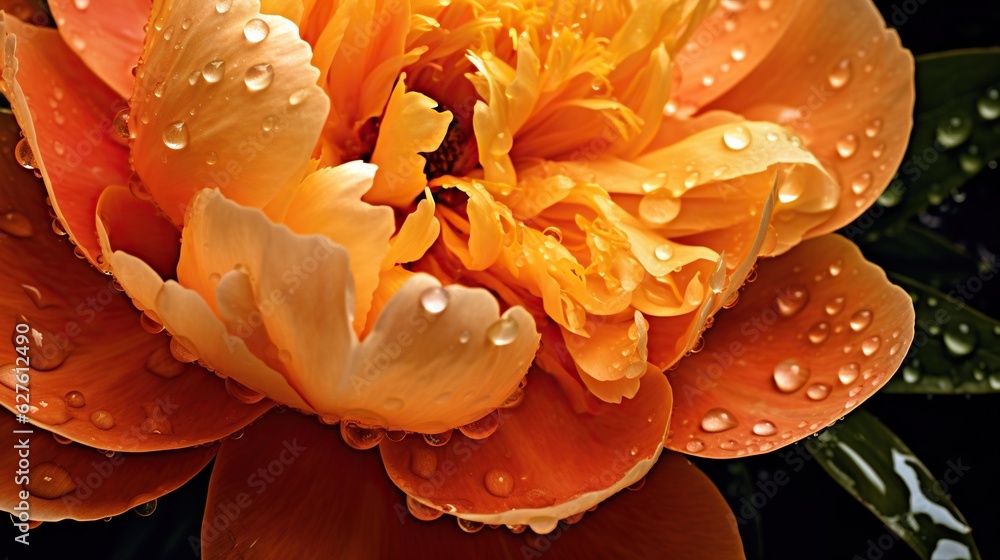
{"left": 366, "top": 77, "right": 453, "bottom": 207}
{"left": 129, "top": 0, "right": 330, "bottom": 225}
{"left": 176, "top": 190, "right": 538, "bottom": 432}
{"left": 0, "top": 14, "right": 130, "bottom": 267}
{"left": 48, "top": 0, "right": 149, "bottom": 97}
{"left": 383, "top": 192, "right": 440, "bottom": 267}
{"left": 0, "top": 119, "right": 266, "bottom": 452}
{"left": 379, "top": 370, "right": 671, "bottom": 528}
{"left": 0, "top": 412, "right": 216, "bottom": 522}
{"left": 203, "top": 411, "right": 742, "bottom": 559}
{"left": 672, "top": 0, "right": 800, "bottom": 113}
{"left": 708, "top": 0, "right": 914, "bottom": 235}
{"left": 665, "top": 235, "right": 914, "bottom": 458}
{"left": 282, "top": 162, "right": 395, "bottom": 332}
{"left": 96, "top": 185, "right": 180, "bottom": 279}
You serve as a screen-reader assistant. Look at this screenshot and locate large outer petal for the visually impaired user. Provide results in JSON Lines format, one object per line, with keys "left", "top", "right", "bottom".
{"left": 48, "top": 0, "right": 149, "bottom": 97}
{"left": 0, "top": 413, "right": 216, "bottom": 522}
{"left": 129, "top": 0, "right": 330, "bottom": 225}
{"left": 201, "top": 409, "right": 743, "bottom": 559}
{"left": 0, "top": 115, "right": 269, "bottom": 452}
{"left": 707, "top": 0, "right": 915, "bottom": 235}
{"left": 379, "top": 370, "right": 671, "bottom": 529}
{"left": 666, "top": 235, "right": 914, "bottom": 458}
{"left": 0, "top": 14, "right": 130, "bottom": 268}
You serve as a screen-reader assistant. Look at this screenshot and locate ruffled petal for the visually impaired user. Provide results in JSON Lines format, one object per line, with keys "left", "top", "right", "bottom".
{"left": 129, "top": 0, "right": 330, "bottom": 225}
{"left": 379, "top": 370, "right": 671, "bottom": 529}
{"left": 203, "top": 410, "right": 742, "bottom": 560}
{"left": 95, "top": 185, "right": 180, "bottom": 279}
{"left": 0, "top": 114, "right": 268, "bottom": 451}
{"left": 665, "top": 235, "right": 914, "bottom": 458}
{"left": 0, "top": 413, "right": 215, "bottom": 522}
{"left": 176, "top": 190, "right": 538, "bottom": 432}
{"left": 0, "top": 14, "right": 130, "bottom": 267}
{"left": 708, "top": 0, "right": 914, "bottom": 235}
{"left": 48, "top": 0, "right": 149, "bottom": 97}
{"left": 383, "top": 192, "right": 440, "bottom": 267}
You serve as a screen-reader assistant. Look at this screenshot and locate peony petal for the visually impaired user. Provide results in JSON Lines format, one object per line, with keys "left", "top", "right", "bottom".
{"left": 129, "top": 0, "right": 329, "bottom": 225}
{"left": 708, "top": 0, "right": 914, "bottom": 235}
{"left": 665, "top": 235, "right": 914, "bottom": 458}
{"left": 0, "top": 14, "right": 131, "bottom": 268}
{"left": 383, "top": 191, "right": 440, "bottom": 267}
{"left": 48, "top": 0, "right": 149, "bottom": 97}
{"left": 0, "top": 114, "right": 268, "bottom": 452}
{"left": 175, "top": 190, "right": 538, "bottom": 432}
{"left": 203, "top": 411, "right": 742, "bottom": 559}
{"left": 95, "top": 185, "right": 180, "bottom": 280}
{"left": 672, "top": 0, "right": 800, "bottom": 113}
{"left": 379, "top": 370, "right": 672, "bottom": 528}
{"left": 366, "top": 78, "right": 453, "bottom": 207}
{"left": 0, "top": 412, "right": 216, "bottom": 522}
{"left": 281, "top": 162, "right": 395, "bottom": 332}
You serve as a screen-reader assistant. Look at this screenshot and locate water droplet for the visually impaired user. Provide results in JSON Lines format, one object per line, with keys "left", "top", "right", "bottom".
{"left": 861, "top": 336, "right": 881, "bottom": 356}
{"left": 244, "top": 63, "right": 274, "bottom": 91}
{"left": 807, "top": 322, "right": 830, "bottom": 344}
{"left": 0, "top": 212, "right": 32, "bottom": 237}
{"left": 457, "top": 518, "right": 484, "bottom": 534}
{"left": 215, "top": 0, "right": 232, "bottom": 13}
{"left": 340, "top": 422, "right": 385, "bottom": 450}
{"left": 865, "top": 118, "right": 883, "bottom": 138}
{"left": 641, "top": 172, "right": 668, "bottom": 193}
{"left": 730, "top": 44, "right": 747, "bottom": 61}
{"left": 723, "top": 125, "right": 752, "bottom": 150}
{"left": 773, "top": 359, "right": 810, "bottom": 392}
{"left": 146, "top": 346, "right": 187, "bottom": 379}
{"left": 654, "top": 244, "right": 673, "bottom": 261}
{"left": 459, "top": 410, "right": 499, "bottom": 440}
{"left": 25, "top": 463, "right": 76, "bottom": 499}
{"left": 226, "top": 377, "right": 265, "bottom": 404}
{"left": 838, "top": 363, "right": 860, "bottom": 385}
{"left": 752, "top": 420, "right": 777, "bottom": 436}
{"left": 685, "top": 439, "right": 705, "bottom": 453}
{"left": 541, "top": 226, "right": 563, "bottom": 243}
{"left": 977, "top": 88, "right": 1000, "bottom": 120}
{"left": 836, "top": 133, "right": 858, "bottom": 158}
{"left": 406, "top": 495, "right": 442, "bottom": 521}
{"left": 419, "top": 286, "right": 449, "bottom": 315}
{"left": 486, "top": 317, "right": 519, "bottom": 346}
{"left": 13, "top": 319, "right": 69, "bottom": 370}
{"left": 423, "top": 429, "right": 453, "bottom": 447}
{"left": 205, "top": 151, "right": 218, "bottom": 165}
{"left": 202, "top": 60, "right": 225, "bottom": 83}
{"left": 409, "top": 447, "right": 437, "bottom": 479}
{"left": 113, "top": 109, "right": 130, "bottom": 139}
{"left": 74, "top": 0, "right": 90, "bottom": 9}
{"left": 638, "top": 191, "right": 681, "bottom": 224}
{"left": 169, "top": 336, "right": 198, "bottom": 362}
{"left": 936, "top": 116, "right": 972, "bottom": 149}
{"left": 15, "top": 138, "right": 36, "bottom": 169}
{"left": 133, "top": 499, "right": 157, "bottom": 517}
{"left": 162, "top": 121, "right": 189, "bottom": 150}
{"left": 776, "top": 285, "right": 809, "bottom": 317}
{"left": 942, "top": 323, "right": 977, "bottom": 357}
{"left": 824, "top": 297, "right": 844, "bottom": 316}
{"left": 684, "top": 171, "right": 700, "bottom": 188}
{"left": 288, "top": 88, "right": 308, "bottom": 106}
{"left": 484, "top": 468, "right": 514, "bottom": 497}
{"left": 89, "top": 410, "right": 115, "bottom": 430}
{"left": 244, "top": 19, "right": 270, "bottom": 42}
{"left": 849, "top": 310, "right": 872, "bottom": 332}
{"left": 851, "top": 172, "right": 873, "bottom": 194}
{"left": 700, "top": 407, "right": 738, "bottom": 432}
{"left": 138, "top": 310, "right": 164, "bottom": 334}
{"left": 64, "top": 390, "right": 86, "bottom": 408}
{"left": 806, "top": 383, "right": 831, "bottom": 401}
{"left": 828, "top": 58, "right": 852, "bottom": 89}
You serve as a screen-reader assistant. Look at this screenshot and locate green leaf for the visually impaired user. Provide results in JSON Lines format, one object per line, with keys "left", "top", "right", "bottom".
{"left": 883, "top": 273, "right": 1000, "bottom": 394}
{"left": 855, "top": 225, "right": 980, "bottom": 291}
{"left": 862, "top": 49, "right": 1000, "bottom": 234}
{"left": 809, "top": 410, "right": 981, "bottom": 560}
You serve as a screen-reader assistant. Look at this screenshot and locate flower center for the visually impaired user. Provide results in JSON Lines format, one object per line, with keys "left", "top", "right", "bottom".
{"left": 421, "top": 106, "right": 479, "bottom": 180}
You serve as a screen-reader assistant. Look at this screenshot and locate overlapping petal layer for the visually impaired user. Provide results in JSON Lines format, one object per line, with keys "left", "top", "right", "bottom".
{"left": 665, "top": 235, "right": 914, "bottom": 458}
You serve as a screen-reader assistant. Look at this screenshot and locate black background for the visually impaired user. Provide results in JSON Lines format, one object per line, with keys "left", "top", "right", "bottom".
{"left": 3, "top": 1, "right": 1000, "bottom": 559}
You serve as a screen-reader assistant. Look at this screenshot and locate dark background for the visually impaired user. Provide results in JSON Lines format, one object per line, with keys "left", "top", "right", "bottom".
{"left": 3, "top": 1, "right": 1000, "bottom": 559}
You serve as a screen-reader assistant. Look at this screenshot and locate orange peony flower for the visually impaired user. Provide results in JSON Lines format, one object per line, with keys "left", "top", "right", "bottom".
{"left": 0, "top": 0, "right": 915, "bottom": 556}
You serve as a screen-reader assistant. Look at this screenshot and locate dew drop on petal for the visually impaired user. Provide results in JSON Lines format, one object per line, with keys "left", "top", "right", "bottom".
{"left": 685, "top": 439, "right": 705, "bottom": 453}
{"left": 133, "top": 499, "right": 157, "bottom": 517}
{"left": 459, "top": 410, "right": 500, "bottom": 440}
{"left": 0, "top": 212, "right": 32, "bottom": 237}
{"left": 484, "top": 468, "right": 515, "bottom": 497}
{"left": 244, "top": 18, "right": 270, "bottom": 43}
{"left": 419, "top": 286, "right": 449, "bottom": 315}
{"left": 169, "top": 336, "right": 198, "bottom": 362}
{"left": 162, "top": 121, "right": 189, "bottom": 150}
{"left": 202, "top": 60, "right": 225, "bottom": 83}
{"left": 700, "top": 407, "right": 738, "bottom": 433}
{"left": 722, "top": 125, "right": 752, "bottom": 151}
{"left": 215, "top": 0, "right": 232, "bottom": 13}
{"left": 773, "top": 359, "right": 810, "bottom": 393}
{"left": 64, "top": 390, "right": 86, "bottom": 408}
{"left": 15, "top": 138, "right": 36, "bottom": 169}
{"left": 423, "top": 429, "right": 453, "bottom": 447}
{"left": 776, "top": 285, "right": 809, "bottom": 317}
{"left": 849, "top": 310, "right": 872, "bottom": 332}
{"left": 838, "top": 362, "right": 860, "bottom": 385}
{"left": 457, "top": 518, "right": 484, "bottom": 534}
{"left": 225, "top": 377, "right": 265, "bottom": 404}
{"left": 836, "top": 133, "right": 858, "bottom": 158}
{"left": 806, "top": 383, "right": 831, "bottom": 401}
{"left": 828, "top": 58, "right": 851, "bottom": 89}
{"left": 807, "top": 322, "right": 830, "bottom": 344}
{"left": 25, "top": 463, "right": 76, "bottom": 499}
{"left": 752, "top": 420, "right": 778, "bottom": 436}
{"left": 244, "top": 63, "right": 274, "bottom": 91}
{"left": 486, "top": 317, "right": 519, "bottom": 346}
{"left": 406, "top": 495, "right": 442, "bottom": 521}
{"left": 89, "top": 410, "right": 115, "bottom": 430}
{"left": 340, "top": 422, "right": 385, "bottom": 450}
